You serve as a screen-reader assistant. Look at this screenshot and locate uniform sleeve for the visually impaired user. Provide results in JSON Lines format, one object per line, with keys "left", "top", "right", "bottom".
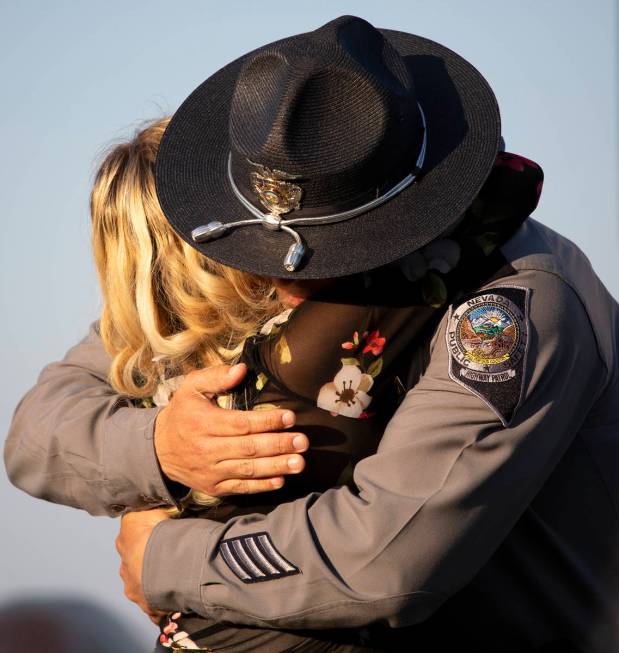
{"left": 142, "top": 270, "right": 606, "bottom": 629}
{"left": 3, "top": 321, "right": 180, "bottom": 516}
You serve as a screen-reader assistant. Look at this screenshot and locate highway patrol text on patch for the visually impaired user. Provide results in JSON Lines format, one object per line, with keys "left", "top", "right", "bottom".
{"left": 219, "top": 532, "right": 301, "bottom": 584}
{"left": 446, "top": 286, "right": 530, "bottom": 426}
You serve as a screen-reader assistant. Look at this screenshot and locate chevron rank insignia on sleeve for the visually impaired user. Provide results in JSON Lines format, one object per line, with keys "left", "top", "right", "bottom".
{"left": 219, "top": 532, "right": 301, "bottom": 583}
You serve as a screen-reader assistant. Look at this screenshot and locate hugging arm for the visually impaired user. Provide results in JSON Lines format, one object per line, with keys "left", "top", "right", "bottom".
{"left": 4, "top": 321, "right": 175, "bottom": 516}
{"left": 4, "top": 321, "right": 305, "bottom": 517}
{"left": 141, "top": 272, "right": 604, "bottom": 629}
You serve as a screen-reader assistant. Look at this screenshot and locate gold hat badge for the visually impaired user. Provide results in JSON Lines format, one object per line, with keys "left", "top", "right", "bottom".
{"left": 249, "top": 163, "right": 303, "bottom": 216}
{"left": 191, "top": 104, "right": 428, "bottom": 273}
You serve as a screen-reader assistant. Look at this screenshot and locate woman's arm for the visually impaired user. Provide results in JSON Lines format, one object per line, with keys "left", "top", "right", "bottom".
{"left": 4, "top": 320, "right": 174, "bottom": 516}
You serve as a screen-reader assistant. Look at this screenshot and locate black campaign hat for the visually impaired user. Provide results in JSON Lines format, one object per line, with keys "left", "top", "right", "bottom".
{"left": 155, "top": 15, "right": 501, "bottom": 279}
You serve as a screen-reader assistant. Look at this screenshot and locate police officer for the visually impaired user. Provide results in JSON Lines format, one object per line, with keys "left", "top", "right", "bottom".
{"left": 5, "top": 15, "right": 619, "bottom": 653}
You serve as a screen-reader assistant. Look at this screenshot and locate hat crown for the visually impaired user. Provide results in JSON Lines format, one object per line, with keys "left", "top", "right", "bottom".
{"left": 228, "top": 16, "right": 423, "bottom": 213}
{"left": 155, "top": 14, "right": 502, "bottom": 278}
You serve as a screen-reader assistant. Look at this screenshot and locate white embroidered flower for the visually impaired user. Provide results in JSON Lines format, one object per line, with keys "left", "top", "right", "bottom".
{"left": 152, "top": 374, "right": 185, "bottom": 407}
{"left": 317, "top": 364, "right": 374, "bottom": 418}
{"left": 171, "top": 631, "right": 201, "bottom": 649}
{"left": 260, "top": 308, "right": 293, "bottom": 335}
{"left": 396, "top": 238, "right": 461, "bottom": 282}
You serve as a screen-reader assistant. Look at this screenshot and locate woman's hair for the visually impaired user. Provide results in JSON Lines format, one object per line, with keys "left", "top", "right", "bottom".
{"left": 90, "top": 117, "right": 283, "bottom": 397}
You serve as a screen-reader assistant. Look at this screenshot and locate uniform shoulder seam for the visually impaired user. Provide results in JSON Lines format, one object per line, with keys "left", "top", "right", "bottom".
{"left": 480, "top": 269, "right": 608, "bottom": 392}
{"left": 521, "top": 269, "right": 608, "bottom": 388}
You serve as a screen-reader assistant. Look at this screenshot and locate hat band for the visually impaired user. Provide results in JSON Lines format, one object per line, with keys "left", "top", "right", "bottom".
{"left": 191, "top": 104, "right": 427, "bottom": 272}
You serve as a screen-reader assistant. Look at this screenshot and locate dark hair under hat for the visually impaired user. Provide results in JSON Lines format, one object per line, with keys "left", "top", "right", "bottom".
{"left": 155, "top": 15, "right": 501, "bottom": 278}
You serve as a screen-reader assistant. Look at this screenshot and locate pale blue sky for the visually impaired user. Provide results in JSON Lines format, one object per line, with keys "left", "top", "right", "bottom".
{"left": 1, "top": 1, "right": 617, "bottom": 647}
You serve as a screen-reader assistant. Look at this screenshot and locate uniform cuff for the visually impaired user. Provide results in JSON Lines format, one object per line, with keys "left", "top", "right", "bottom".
{"left": 102, "top": 404, "right": 182, "bottom": 514}
{"left": 142, "top": 517, "right": 223, "bottom": 614}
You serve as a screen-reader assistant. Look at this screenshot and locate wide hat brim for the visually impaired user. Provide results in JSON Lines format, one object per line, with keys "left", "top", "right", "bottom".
{"left": 155, "top": 28, "right": 501, "bottom": 279}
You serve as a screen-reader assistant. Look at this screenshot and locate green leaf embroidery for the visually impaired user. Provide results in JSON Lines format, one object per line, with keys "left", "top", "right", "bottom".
{"left": 367, "top": 357, "right": 383, "bottom": 378}
{"left": 476, "top": 232, "right": 499, "bottom": 255}
{"left": 340, "top": 357, "right": 361, "bottom": 367}
{"left": 421, "top": 271, "right": 448, "bottom": 308}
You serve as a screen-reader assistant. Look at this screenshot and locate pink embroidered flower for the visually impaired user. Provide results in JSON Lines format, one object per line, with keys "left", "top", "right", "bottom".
{"left": 362, "top": 330, "right": 385, "bottom": 355}
{"left": 159, "top": 612, "right": 201, "bottom": 650}
{"left": 163, "top": 621, "right": 178, "bottom": 636}
{"left": 341, "top": 331, "right": 360, "bottom": 350}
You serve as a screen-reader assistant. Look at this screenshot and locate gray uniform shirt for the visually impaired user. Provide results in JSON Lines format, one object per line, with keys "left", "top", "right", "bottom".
{"left": 5, "top": 220, "right": 619, "bottom": 652}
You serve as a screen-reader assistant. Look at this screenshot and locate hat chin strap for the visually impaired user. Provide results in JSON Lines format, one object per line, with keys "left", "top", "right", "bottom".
{"left": 191, "top": 104, "right": 427, "bottom": 272}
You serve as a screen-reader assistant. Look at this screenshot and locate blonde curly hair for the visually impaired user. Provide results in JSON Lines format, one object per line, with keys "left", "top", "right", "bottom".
{"left": 90, "top": 118, "right": 283, "bottom": 398}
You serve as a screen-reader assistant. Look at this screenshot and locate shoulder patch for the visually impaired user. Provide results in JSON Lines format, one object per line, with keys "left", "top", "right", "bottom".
{"left": 446, "top": 286, "right": 530, "bottom": 426}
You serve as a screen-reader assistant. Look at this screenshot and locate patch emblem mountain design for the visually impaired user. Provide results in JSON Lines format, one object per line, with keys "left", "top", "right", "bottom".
{"left": 446, "top": 286, "right": 530, "bottom": 426}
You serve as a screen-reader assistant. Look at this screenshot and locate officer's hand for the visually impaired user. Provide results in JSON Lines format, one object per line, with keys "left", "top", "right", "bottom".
{"left": 117, "top": 508, "right": 171, "bottom": 624}
{"left": 154, "top": 363, "right": 308, "bottom": 496}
